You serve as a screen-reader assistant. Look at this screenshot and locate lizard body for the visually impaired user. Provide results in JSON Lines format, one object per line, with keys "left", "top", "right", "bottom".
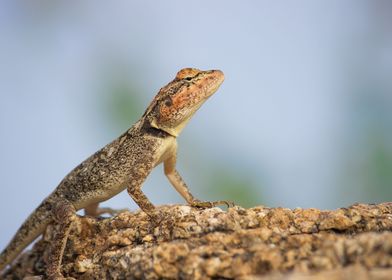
{"left": 0, "top": 68, "right": 230, "bottom": 279}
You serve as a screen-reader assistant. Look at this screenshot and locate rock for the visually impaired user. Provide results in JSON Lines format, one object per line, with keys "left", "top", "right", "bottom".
{"left": 3, "top": 203, "right": 392, "bottom": 279}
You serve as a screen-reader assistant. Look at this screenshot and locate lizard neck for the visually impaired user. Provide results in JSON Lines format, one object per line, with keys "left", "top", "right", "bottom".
{"left": 135, "top": 117, "right": 175, "bottom": 139}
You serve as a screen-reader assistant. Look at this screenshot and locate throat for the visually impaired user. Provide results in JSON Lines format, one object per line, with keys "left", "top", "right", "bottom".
{"left": 141, "top": 120, "right": 173, "bottom": 138}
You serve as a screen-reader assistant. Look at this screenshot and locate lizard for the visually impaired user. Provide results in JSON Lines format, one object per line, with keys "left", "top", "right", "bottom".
{"left": 0, "top": 68, "right": 232, "bottom": 279}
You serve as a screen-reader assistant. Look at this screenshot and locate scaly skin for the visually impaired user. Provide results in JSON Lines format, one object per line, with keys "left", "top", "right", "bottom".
{"left": 0, "top": 68, "right": 232, "bottom": 279}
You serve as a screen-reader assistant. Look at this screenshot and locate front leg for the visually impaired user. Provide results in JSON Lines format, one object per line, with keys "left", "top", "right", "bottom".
{"left": 126, "top": 165, "right": 156, "bottom": 217}
{"left": 163, "top": 148, "right": 234, "bottom": 208}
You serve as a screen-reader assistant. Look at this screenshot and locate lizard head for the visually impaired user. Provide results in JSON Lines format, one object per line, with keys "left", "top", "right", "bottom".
{"left": 144, "top": 68, "right": 224, "bottom": 137}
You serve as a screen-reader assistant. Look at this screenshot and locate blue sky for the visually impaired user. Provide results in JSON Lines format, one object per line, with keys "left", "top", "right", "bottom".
{"left": 1, "top": 1, "right": 391, "bottom": 250}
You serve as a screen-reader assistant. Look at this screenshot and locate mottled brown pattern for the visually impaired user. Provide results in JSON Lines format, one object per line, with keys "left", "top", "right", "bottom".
{"left": 0, "top": 68, "right": 227, "bottom": 279}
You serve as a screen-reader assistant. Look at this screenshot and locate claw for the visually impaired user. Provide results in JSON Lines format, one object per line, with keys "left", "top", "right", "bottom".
{"left": 190, "top": 200, "right": 235, "bottom": 209}
{"left": 146, "top": 210, "right": 165, "bottom": 226}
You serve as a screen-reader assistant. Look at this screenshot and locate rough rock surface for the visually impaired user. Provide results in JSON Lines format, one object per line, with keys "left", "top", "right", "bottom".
{"left": 3, "top": 203, "right": 392, "bottom": 279}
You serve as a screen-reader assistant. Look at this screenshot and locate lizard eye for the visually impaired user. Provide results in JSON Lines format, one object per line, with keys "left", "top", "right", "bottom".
{"left": 164, "top": 98, "right": 173, "bottom": 107}
{"left": 184, "top": 77, "right": 192, "bottom": 81}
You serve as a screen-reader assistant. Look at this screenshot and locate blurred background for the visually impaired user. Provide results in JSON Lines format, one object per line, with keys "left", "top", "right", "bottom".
{"left": 1, "top": 1, "right": 391, "bottom": 249}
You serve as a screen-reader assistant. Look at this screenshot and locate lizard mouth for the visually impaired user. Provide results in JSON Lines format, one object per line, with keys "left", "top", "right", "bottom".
{"left": 210, "top": 70, "right": 225, "bottom": 88}
{"left": 202, "top": 70, "right": 225, "bottom": 98}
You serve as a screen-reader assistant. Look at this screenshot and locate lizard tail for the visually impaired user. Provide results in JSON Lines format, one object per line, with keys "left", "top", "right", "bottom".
{"left": 0, "top": 200, "right": 52, "bottom": 272}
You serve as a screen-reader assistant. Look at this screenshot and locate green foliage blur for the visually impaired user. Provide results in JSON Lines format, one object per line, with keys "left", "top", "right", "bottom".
{"left": 206, "top": 168, "right": 261, "bottom": 208}
{"left": 340, "top": 91, "right": 392, "bottom": 204}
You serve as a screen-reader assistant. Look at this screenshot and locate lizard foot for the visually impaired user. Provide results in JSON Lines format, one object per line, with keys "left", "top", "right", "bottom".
{"left": 190, "top": 200, "right": 235, "bottom": 209}
{"left": 84, "top": 205, "right": 128, "bottom": 217}
{"left": 146, "top": 210, "right": 166, "bottom": 226}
